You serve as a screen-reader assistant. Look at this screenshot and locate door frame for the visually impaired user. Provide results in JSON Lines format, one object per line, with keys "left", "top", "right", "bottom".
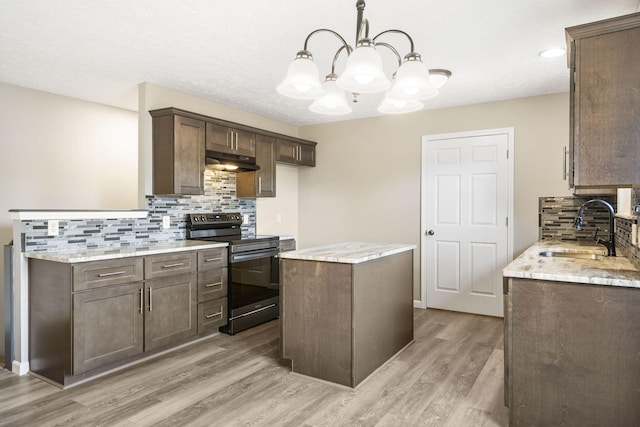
{"left": 416, "top": 128, "right": 514, "bottom": 309}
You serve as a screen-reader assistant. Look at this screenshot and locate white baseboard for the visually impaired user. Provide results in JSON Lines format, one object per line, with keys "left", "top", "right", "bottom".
{"left": 413, "top": 299, "right": 426, "bottom": 309}
{"left": 12, "top": 360, "right": 29, "bottom": 375}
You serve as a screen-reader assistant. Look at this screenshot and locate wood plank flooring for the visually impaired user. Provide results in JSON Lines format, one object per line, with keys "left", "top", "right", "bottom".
{"left": 0, "top": 309, "right": 508, "bottom": 426}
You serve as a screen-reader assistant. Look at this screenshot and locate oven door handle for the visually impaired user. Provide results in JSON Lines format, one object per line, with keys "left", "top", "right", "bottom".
{"left": 231, "top": 248, "right": 278, "bottom": 263}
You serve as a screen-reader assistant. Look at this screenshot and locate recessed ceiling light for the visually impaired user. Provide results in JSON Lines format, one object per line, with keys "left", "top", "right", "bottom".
{"left": 539, "top": 48, "right": 566, "bottom": 58}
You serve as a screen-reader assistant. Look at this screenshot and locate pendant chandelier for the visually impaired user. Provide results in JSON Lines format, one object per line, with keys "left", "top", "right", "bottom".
{"left": 277, "top": 0, "right": 451, "bottom": 115}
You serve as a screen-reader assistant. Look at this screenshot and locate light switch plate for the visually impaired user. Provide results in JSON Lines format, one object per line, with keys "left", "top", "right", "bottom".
{"left": 162, "top": 216, "right": 171, "bottom": 229}
{"left": 47, "top": 219, "right": 59, "bottom": 236}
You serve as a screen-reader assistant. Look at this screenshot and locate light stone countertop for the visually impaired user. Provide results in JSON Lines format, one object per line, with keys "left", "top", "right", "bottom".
{"left": 23, "top": 240, "right": 228, "bottom": 263}
{"left": 503, "top": 240, "right": 640, "bottom": 288}
{"left": 278, "top": 241, "right": 416, "bottom": 264}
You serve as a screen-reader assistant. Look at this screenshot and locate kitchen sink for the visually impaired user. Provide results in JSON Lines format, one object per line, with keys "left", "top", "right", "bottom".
{"left": 538, "top": 251, "right": 603, "bottom": 260}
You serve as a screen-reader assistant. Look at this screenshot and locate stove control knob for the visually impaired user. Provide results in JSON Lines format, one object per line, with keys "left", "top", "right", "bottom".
{"left": 200, "top": 215, "right": 206, "bottom": 221}
{"left": 193, "top": 217, "right": 199, "bottom": 222}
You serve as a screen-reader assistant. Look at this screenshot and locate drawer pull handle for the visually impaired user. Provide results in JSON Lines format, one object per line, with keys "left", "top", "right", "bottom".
{"left": 204, "top": 257, "right": 222, "bottom": 262}
{"left": 206, "top": 311, "right": 223, "bottom": 319}
{"left": 98, "top": 270, "right": 126, "bottom": 277}
{"left": 162, "top": 262, "right": 185, "bottom": 269}
{"left": 149, "top": 287, "right": 153, "bottom": 312}
{"left": 139, "top": 288, "right": 143, "bottom": 314}
{"left": 205, "top": 282, "right": 223, "bottom": 289}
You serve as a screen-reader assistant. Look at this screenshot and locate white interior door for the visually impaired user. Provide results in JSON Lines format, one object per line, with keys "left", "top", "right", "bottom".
{"left": 421, "top": 129, "right": 513, "bottom": 317}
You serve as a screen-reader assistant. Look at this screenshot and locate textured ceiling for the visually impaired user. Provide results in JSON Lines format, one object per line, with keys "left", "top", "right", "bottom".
{"left": 0, "top": 0, "right": 638, "bottom": 126}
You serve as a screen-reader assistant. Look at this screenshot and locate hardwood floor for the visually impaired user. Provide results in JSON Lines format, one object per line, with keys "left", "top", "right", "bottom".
{"left": 0, "top": 309, "right": 508, "bottom": 426}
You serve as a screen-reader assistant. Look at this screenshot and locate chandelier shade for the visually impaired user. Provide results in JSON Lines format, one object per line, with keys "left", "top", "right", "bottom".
{"left": 276, "top": 52, "right": 325, "bottom": 100}
{"left": 310, "top": 74, "right": 353, "bottom": 115}
{"left": 387, "top": 56, "right": 438, "bottom": 101}
{"left": 277, "top": 1, "right": 450, "bottom": 115}
{"left": 335, "top": 40, "right": 391, "bottom": 93}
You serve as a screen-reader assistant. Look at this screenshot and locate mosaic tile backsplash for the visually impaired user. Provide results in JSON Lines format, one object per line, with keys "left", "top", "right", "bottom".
{"left": 539, "top": 195, "right": 640, "bottom": 270}
{"left": 539, "top": 196, "right": 617, "bottom": 241}
{"left": 21, "top": 168, "right": 256, "bottom": 252}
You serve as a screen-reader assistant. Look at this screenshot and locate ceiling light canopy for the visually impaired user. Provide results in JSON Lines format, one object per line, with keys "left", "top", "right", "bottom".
{"left": 278, "top": 1, "right": 451, "bottom": 116}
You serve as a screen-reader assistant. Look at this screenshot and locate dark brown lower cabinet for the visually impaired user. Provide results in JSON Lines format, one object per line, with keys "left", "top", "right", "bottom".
{"left": 73, "top": 282, "right": 144, "bottom": 374}
{"left": 144, "top": 274, "right": 197, "bottom": 352}
{"left": 29, "top": 248, "right": 221, "bottom": 387}
{"left": 505, "top": 278, "right": 640, "bottom": 426}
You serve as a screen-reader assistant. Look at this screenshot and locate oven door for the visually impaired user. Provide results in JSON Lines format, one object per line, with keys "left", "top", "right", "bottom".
{"left": 228, "top": 247, "right": 279, "bottom": 318}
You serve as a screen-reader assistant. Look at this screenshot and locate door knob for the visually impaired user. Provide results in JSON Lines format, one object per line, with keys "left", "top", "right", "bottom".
{"left": 427, "top": 230, "right": 435, "bottom": 236}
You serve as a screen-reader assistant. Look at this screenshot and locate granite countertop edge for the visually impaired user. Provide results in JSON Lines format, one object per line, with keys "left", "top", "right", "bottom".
{"left": 503, "top": 241, "right": 640, "bottom": 288}
{"left": 23, "top": 240, "right": 228, "bottom": 263}
{"left": 278, "top": 242, "right": 417, "bottom": 264}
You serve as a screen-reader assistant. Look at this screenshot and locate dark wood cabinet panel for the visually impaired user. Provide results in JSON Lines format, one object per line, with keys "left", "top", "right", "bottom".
{"left": 144, "top": 273, "right": 198, "bottom": 352}
{"left": 276, "top": 138, "right": 316, "bottom": 166}
{"left": 197, "top": 297, "right": 228, "bottom": 334}
{"left": 73, "top": 282, "right": 144, "bottom": 374}
{"left": 282, "top": 251, "right": 413, "bottom": 387}
{"left": 144, "top": 252, "right": 197, "bottom": 280}
{"left": 506, "top": 278, "right": 640, "bottom": 425}
{"left": 236, "top": 134, "right": 276, "bottom": 198}
{"left": 206, "top": 122, "right": 255, "bottom": 157}
{"left": 151, "top": 111, "right": 205, "bottom": 195}
{"left": 566, "top": 13, "right": 640, "bottom": 189}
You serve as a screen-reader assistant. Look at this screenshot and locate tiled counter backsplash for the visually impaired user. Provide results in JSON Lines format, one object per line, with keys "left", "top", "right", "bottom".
{"left": 539, "top": 196, "right": 616, "bottom": 241}
{"left": 21, "top": 169, "right": 255, "bottom": 253}
{"left": 540, "top": 195, "right": 640, "bottom": 270}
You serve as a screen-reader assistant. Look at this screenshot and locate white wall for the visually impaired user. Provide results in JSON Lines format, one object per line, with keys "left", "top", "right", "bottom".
{"left": 298, "top": 93, "right": 573, "bottom": 300}
{"left": 0, "top": 82, "right": 138, "bottom": 359}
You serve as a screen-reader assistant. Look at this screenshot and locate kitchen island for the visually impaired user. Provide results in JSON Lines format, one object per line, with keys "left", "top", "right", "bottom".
{"left": 503, "top": 241, "right": 640, "bottom": 426}
{"left": 279, "top": 242, "right": 415, "bottom": 388}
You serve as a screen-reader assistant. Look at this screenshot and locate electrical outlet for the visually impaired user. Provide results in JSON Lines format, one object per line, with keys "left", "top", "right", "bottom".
{"left": 162, "top": 216, "right": 171, "bottom": 229}
{"left": 243, "top": 214, "right": 249, "bottom": 224}
{"left": 48, "top": 219, "right": 59, "bottom": 236}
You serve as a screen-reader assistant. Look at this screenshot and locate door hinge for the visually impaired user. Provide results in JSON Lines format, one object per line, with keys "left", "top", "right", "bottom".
{"left": 506, "top": 149, "right": 509, "bottom": 159}
{"left": 506, "top": 217, "right": 509, "bottom": 226}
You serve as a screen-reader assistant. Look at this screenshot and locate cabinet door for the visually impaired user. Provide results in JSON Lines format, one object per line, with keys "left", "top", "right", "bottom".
{"left": 255, "top": 134, "right": 276, "bottom": 196}
{"left": 206, "top": 123, "right": 256, "bottom": 157}
{"left": 234, "top": 129, "right": 256, "bottom": 157}
{"left": 73, "top": 282, "right": 144, "bottom": 374}
{"left": 152, "top": 114, "right": 205, "bottom": 195}
{"left": 276, "top": 139, "right": 299, "bottom": 164}
{"left": 237, "top": 135, "right": 276, "bottom": 198}
{"left": 205, "top": 122, "right": 234, "bottom": 154}
{"left": 572, "top": 25, "right": 640, "bottom": 187}
{"left": 144, "top": 273, "right": 197, "bottom": 351}
{"left": 298, "top": 143, "right": 316, "bottom": 166}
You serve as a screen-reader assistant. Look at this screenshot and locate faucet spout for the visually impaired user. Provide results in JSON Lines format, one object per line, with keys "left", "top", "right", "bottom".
{"left": 574, "top": 199, "right": 616, "bottom": 256}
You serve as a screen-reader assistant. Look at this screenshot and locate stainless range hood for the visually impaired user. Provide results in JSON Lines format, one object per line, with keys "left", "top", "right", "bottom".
{"left": 205, "top": 150, "right": 260, "bottom": 172}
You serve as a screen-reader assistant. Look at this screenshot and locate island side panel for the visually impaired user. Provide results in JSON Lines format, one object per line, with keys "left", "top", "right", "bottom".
{"left": 511, "top": 278, "right": 640, "bottom": 426}
{"left": 281, "top": 258, "right": 353, "bottom": 387}
{"left": 352, "top": 250, "right": 414, "bottom": 386}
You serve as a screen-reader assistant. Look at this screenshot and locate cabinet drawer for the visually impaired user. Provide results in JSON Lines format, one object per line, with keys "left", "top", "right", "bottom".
{"left": 198, "top": 297, "right": 227, "bottom": 333}
{"left": 197, "top": 247, "right": 227, "bottom": 270}
{"left": 198, "top": 268, "right": 228, "bottom": 303}
{"left": 145, "top": 252, "right": 197, "bottom": 279}
{"left": 73, "top": 258, "right": 144, "bottom": 291}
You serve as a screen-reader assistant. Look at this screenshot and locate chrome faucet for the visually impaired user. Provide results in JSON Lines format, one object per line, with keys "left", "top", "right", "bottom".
{"left": 574, "top": 199, "right": 616, "bottom": 256}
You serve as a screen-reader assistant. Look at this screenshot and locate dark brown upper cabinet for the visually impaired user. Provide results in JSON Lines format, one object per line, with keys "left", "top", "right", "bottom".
{"left": 276, "top": 138, "right": 316, "bottom": 167}
{"left": 206, "top": 122, "right": 256, "bottom": 157}
{"left": 566, "top": 13, "right": 640, "bottom": 192}
{"left": 236, "top": 134, "right": 276, "bottom": 198}
{"left": 150, "top": 109, "right": 205, "bottom": 195}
